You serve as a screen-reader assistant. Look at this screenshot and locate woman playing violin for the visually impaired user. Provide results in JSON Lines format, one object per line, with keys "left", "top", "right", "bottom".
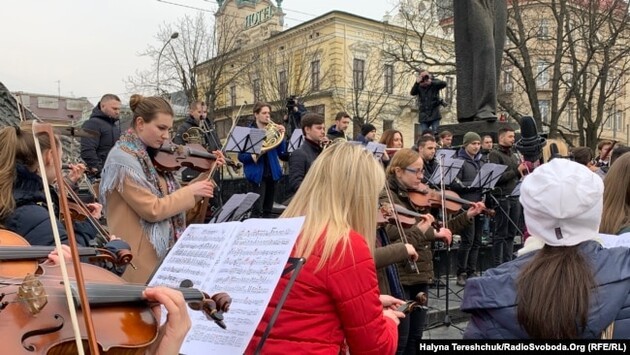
{"left": 0, "top": 122, "right": 124, "bottom": 253}
{"left": 100, "top": 95, "right": 224, "bottom": 284}
{"left": 381, "top": 148, "right": 485, "bottom": 355}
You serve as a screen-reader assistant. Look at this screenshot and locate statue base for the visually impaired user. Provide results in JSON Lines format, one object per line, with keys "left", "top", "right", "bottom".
{"left": 433, "top": 120, "right": 519, "bottom": 146}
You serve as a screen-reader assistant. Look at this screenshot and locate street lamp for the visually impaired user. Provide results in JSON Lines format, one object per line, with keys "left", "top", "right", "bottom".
{"left": 156, "top": 32, "right": 179, "bottom": 96}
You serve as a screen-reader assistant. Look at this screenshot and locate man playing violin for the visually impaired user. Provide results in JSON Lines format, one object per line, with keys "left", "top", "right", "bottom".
{"left": 288, "top": 113, "right": 327, "bottom": 194}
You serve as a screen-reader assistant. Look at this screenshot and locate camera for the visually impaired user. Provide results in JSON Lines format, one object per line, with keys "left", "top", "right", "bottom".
{"left": 421, "top": 74, "right": 430, "bottom": 82}
{"left": 286, "top": 95, "right": 298, "bottom": 111}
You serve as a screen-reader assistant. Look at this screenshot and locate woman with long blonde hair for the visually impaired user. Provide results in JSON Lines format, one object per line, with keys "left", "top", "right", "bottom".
{"left": 600, "top": 152, "right": 630, "bottom": 235}
{"left": 246, "top": 143, "right": 401, "bottom": 354}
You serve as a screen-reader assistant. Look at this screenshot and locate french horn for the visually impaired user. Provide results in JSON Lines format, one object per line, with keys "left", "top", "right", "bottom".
{"left": 182, "top": 127, "right": 206, "bottom": 145}
{"left": 260, "top": 122, "right": 285, "bottom": 153}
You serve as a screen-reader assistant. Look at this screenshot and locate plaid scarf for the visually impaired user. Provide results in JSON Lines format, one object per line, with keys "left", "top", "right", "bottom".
{"left": 100, "top": 130, "right": 185, "bottom": 258}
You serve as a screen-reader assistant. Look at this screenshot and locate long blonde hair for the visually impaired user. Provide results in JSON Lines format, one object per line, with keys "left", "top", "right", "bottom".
{"left": 542, "top": 138, "right": 569, "bottom": 163}
{"left": 600, "top": 152, "right": 630, "bottom": 234}
{"left": 282, "top": 143, "right": 385, "bottom": 271}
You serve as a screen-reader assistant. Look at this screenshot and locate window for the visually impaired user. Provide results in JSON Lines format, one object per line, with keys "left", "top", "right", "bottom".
{"left": 536, "top": 60, "right": 550, "bottom": 89}
{"left": 539, "top": 100, "right": 550, "bottom": 124}
{"left": 278, "top": 70, "right": 287, "bottom": 98}
{"left": 37, "top": 96, "right": 59, "bottom": 109}
{"left": 253, "top": 78, "right": 261, "bottom": 103}
{"left": 384, "top": 64, "right": 394, "bottom": 94}
{"left": 567, "top": 102, "right": 575, "bottom": 130}
{"left": 353, "top": 58, "right": 365, "bottom": 91}
{"left": 502, "top": 66, "right": 514, "bottom": 93}
{"left": 445, "top": 76, "right": 454, "bottom": 104}
{"left": 383, "top": 119, "right": 393, "bottom": 131}
{"left": 606, "top": 107, "right": 614, "bottom": 129}
{"left": 538, "top": 19, "right": 550, "bottom": 39}
{"left": 311, "top": 60, "right": 320, "bottom": 91}
{"left": 230, "top": 85, "right": 236, "bottom": 107}
{"left": 615, "top": 110, "right": 624, "bottom": 132}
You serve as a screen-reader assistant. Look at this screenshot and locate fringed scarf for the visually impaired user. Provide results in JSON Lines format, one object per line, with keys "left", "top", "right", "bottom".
{"left": 100, "top": 130, "right": 185, "bottom": 258}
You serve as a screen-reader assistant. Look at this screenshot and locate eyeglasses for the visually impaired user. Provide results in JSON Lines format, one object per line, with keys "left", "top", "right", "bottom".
{"left": 404, "top": 167, "right": 424, "bottom": 176}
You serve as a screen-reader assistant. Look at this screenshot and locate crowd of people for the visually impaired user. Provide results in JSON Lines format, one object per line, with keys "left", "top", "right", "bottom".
{"left": 1, "top": 87, "right": 629, "bottom": 354}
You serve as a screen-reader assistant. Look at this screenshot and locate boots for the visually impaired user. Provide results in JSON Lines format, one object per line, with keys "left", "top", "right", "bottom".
{"left": 456, "top": 273, "right": 467, "bottom": 287}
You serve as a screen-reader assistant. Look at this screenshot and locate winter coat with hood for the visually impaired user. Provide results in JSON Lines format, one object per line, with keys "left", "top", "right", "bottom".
{"left": 462, "top": 240, "right": 630, "bottom": 339}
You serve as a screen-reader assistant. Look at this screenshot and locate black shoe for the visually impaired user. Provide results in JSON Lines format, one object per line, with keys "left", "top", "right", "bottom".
{"left": 456, "top": 273, "right": 467, "bottom": 287}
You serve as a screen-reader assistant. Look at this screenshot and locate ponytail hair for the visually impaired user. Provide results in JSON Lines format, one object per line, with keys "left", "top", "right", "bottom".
{"left": 0, "top": 121, "right": 59, "bottom": 223}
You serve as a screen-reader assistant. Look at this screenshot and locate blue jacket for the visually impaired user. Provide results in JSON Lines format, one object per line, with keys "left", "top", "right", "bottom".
{"left": 238, "top": 122, "right": 287, "bottom": 184}
{"left": 462, "top": 240, "right": 630, "bottom": 339}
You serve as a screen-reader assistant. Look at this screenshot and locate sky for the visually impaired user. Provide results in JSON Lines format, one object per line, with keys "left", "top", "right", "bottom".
{"left": 0, "top": 0, "right": 395, "bottom": 104}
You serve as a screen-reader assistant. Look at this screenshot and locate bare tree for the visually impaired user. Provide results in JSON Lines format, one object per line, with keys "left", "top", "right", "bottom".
{"left": 502, "top": 0, "right": 630, "bottom": 149}
{"left": 126, "top": 11, "right": 249, "bottom": 122}
{"left": 333, "top": 51, "right": 406, "bottom": 127}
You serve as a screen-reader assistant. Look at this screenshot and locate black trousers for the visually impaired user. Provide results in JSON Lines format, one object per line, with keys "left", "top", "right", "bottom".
{"left": 249, "top": 176, "right": 276, "bottom": 218}
{"left": 492, "top": 196, "right": 522, "bottom": 266}
{"left": 456, "top": 215, "right": 482, "bottom": 276}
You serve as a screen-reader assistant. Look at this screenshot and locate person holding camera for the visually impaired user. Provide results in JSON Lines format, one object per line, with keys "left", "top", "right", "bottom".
{"left": 410, "top": 70, "right": 447, "bottom": 134}
{"left": 284, "top": 96, "right": 307, "bottom": 136}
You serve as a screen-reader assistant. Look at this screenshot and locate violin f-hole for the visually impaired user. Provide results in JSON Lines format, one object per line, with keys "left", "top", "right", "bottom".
{"left": 21, "top": 314, "right": 65, "bottom": 352}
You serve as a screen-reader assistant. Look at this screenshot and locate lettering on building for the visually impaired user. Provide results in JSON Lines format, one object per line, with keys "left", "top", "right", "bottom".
{"left": 245, "top": 5, "right": 275, "bottom": 29}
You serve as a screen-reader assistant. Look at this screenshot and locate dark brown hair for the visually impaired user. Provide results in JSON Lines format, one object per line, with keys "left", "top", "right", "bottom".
{"left": 498, "top": 127, "right": 515, "bottom": 137}
{"left": 516, "top": 245, "right": 595, "bottom": 338}
{"left": 253, "top": 102, "right": 271, "bottom": 115}
{"left": 379, "top": 129, "right": 404, "bottom": 148}
{"left": 300, "top": 113, "right": 325, "bottom": 130}
{"left": 100, "top": 94, "right": 121, "bottom": 103}
{"left": 600, "top": 152, "right": 630, "bottom": 234}
{"left": 439, "top": 130, "right": 453, "bottom": 139}
{"left": 571, "top": 147, "right": 593, "bottom": 166}
{"left": 416, "top": 135, "right": 435, "bottom": 148}
{"left": 335, "top": 111, "right": 350, "bottom": 121}
{"left": 129, "top": 94, "right": 174, "bottom": 128}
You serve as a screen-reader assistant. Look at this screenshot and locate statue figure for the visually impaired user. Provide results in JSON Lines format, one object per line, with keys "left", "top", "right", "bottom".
{"left": 454, "top": 0, "right": 507, "bottom": 122}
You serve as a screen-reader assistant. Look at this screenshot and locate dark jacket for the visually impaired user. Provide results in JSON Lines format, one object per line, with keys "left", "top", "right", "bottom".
{"left": 422, "top": 158, "right": 439, "bottom": 186}
{"left": 410, "top": 79, "right": 447, "bottom": 123}
{"left": 2, "top": 164, "right": 97, "bottom": 247}
{"left": 379, "top": 177, "right": 472, "bottom": 285}
{"left": 488, "top": 145, "right": 521, "bottom": 197}
{"left": 238, "top": 122, "right": 288, "bottom": 184}
{"left": 288, "top": 138, "right": 321, "bottom": 193}
{"left": 326, "top": 125, "right": 347, "bottom": 141}
{"left": 451, "top": 148, "right": 484, "bottom": 202}
{"left": 462, "top": 240, "right": 630, "bottom": 339}
{"left": 80, "top": 104, "right": 121, "bottom": 175}
{"left": 172, "top": 115, "right": 198, "bottom": 145}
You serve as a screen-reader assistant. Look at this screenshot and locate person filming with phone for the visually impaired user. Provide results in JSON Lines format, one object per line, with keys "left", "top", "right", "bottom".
{"left": 410, "top": 69, "right": 447, "bottom": 134}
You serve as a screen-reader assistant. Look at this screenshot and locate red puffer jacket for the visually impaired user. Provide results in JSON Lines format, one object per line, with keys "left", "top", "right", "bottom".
{"left": 246, "top": 230, "right": 398, "bottom": 355}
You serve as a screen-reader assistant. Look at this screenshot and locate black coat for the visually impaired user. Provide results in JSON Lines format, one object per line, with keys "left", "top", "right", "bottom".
{"left": 80, "top": 104, "right": 121, "bottom": 174}
{"left": 410, "top": 79, "right": 447, "bottom": 123}
{"left": 288, "top": 138, "right": 322, "bottom": 193}
{"left": 488, "top": 145, "right": 521, "bottom": 197}
{"left": 173, "top": 115, "right": 198, "bottom": 145}
{"left": 2, "top": 164, "right": 97, "bottom": 247}
{"left": 451, "top": 148, "right": 484, "bottom": 202}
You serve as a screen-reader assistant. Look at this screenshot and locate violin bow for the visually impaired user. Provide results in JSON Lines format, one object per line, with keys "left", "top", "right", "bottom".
{"left": 383, "top": 182, "right": 420, "bottom": 274}
{"left": 32, "top": 121, "right": 99, "bottom": 355}
{"left": 62, "top": 179, "right": 110, "bottom": 247}
{"left": 192, "top": 101, "right": 245, "bottom": 224}
{"left": 437, "top": 155, "right": 449, "bottom": 251}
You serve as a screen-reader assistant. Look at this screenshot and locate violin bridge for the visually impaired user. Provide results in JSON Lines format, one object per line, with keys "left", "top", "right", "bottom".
{"left": 17, "top": 274, "right": 48, "bottom": 315}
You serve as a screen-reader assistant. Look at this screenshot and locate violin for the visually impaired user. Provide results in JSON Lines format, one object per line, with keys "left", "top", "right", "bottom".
{"left": 0, "top": 229, "right": 132, "bottom": 278}
{"left": 379, "top": 203, "right": 441, "bottom": 231}
{"left": 0, "top": 261, "right": 231, "bottom": 354}
{"left": 408, "top": 183, "right": 495, "bottom": 217}
{"left": 152, "top": 142, "right": 218, "bottom": 172}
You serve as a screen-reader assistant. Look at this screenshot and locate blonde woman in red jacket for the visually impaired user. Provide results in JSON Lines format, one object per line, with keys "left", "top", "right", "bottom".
{"left": 247, "top": 143, "right": 402, "bottom": 354}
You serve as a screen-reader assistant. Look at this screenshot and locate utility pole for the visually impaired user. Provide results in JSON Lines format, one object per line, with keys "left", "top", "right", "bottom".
{"left": 55, "top": 80, "right": 61, "bottom": 97}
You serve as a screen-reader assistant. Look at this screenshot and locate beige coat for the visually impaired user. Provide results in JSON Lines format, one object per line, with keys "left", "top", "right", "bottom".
{"left": 105, "top": 175, "right": 196, "bottom": 284}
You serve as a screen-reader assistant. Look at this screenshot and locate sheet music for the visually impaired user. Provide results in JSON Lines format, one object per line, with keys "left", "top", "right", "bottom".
{"left": 225, "top": 126, "right": 266, "bottom": 154}
{"left": 429, "top": 157, "right": 464, "bottom": 186}
{"left": 600, "top": 233, "right": 630, "bottom": 248}
{"left": 149, "top": 217, "right": 305, "bottom": 355}
{"left": 436, "top": 149, "right": 457, "bottom": 160}
{"left": 287, "top": 129, "right": 304, "bottom": 153}
{"left": 470, "top": 163, "right": 507, "bottom": 189}
{"left": 365, "top": 142, "right": 387, "bottom": 159}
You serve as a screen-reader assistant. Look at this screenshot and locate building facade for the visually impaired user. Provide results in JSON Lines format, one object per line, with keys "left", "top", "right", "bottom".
{"left": 198, "top": 0, "right": 455, "bottom": 147}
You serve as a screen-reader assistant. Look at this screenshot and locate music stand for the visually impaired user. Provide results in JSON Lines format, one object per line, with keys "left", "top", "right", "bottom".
{"left": 224, "top": 126, "right": 266, "bottom": 155}
{"left": 287, "top": 129, "right": 304, "bottom": 153}
{"left": 365, "top": 142, "right": 387, "bottom": 160}
{"left": 428, "top": 157, "right": 463, "bottom": 187}
{"left": 254, "top": 257, "right": 306, "bottom": 355}
{"left": 209, "top": 192, "right": 260, "bottom": 223}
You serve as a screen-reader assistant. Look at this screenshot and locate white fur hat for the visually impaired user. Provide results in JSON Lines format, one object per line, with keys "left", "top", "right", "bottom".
{"left": 519, "top": 159, "right": 603, "bottom": 246}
